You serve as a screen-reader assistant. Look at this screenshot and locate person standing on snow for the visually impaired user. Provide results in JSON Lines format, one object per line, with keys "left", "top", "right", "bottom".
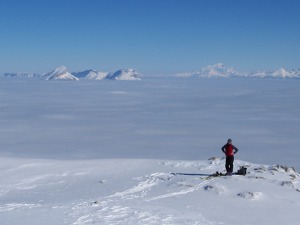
{"left": 221, "top": 139, "right": 239, "bottom": 175}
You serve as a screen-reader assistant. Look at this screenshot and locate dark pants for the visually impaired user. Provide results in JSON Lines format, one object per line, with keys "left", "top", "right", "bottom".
{"left": 225, "top": 156, "right": 234, "bottom": 173}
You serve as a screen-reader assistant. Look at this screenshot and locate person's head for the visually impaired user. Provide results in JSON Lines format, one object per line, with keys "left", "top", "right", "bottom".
{"left": 227, "top": 138, "right": 232, "bottom": 144}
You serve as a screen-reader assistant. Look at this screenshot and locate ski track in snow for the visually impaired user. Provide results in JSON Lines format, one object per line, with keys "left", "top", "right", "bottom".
{"left": 110, "top": 172, "right": 175, "bottom": 199}
{"left": 71, "top": 187, "right": 218, "bottom": 225}
{"left": 146, "top": 177, "right": 214, "bottom": 201}
{"left": 69, "top": 162, "right": 226, "bottom": 225}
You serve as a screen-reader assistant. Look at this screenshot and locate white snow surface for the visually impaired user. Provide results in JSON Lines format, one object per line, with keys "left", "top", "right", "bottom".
{"left": 0, "top": 77, "right": 299, "bottom": 225}
{"left": 0, "top": 158, "right": 299, "bottom": 225}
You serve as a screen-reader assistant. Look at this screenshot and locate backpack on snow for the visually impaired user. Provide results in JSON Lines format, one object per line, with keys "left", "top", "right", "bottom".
{"left": 237, "top": 166, "right": 247, "bottom": 175}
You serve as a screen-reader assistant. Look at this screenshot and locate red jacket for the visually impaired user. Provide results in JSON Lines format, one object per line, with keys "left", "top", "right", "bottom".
{"left": 222, "top": 143, "right": 238, "bottom": 156}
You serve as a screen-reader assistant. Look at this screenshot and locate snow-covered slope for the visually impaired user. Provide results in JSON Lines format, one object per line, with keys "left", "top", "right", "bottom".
{"left": 44, "top": 66, "right": 79, "bottom": 81}
{"left": 106, "top": 69, "right": 141, "bottom": 80}
{"left": 73, "top": 69, "right": 108, "bottom": 80}
{"left": 0, "top": 157, "right": 299, "bottom": 225}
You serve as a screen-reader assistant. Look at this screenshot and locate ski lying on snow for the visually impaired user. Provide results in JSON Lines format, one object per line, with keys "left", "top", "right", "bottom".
{"left": 172, "top": 166, "right": 248, "bottom": 179}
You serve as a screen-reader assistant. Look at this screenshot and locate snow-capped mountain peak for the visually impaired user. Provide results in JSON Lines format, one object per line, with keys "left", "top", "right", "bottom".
{"left": 199, "top": 63, "right": 240, "bottom": 77}
{"left": 273, "top": 68, "right": 294, "bottom": 78}
{"left": 45, "top": 66, "right": 79, "bottom": 81}
{"left": 52, "top": 66, "right": 68, "bottom": 75}
{"left": 249, "top": 67, "right": 300, "bottom": 78}
{"left": 72, "top": 69, "right": 108, "bottom": 80}
{"left": 106, "top": 68, "right": 141, "bottom": 80}
{"left": 172, "top": 63, "right": 240, "bottom": 78}
{"left": 3, "top": 64, "right": 300, "bottom": 80}
{"left": 171, "top": 63, "right": 300, "bottom": 79}
{"left": 2, "top": 67, "right": 142, "bottom": 81}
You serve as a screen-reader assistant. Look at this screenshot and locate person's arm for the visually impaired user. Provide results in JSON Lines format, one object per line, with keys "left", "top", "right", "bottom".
{"left": 233, "top": 145, "right": 239, "bottom": 154}
{"left": 221, "top": 145, "right": 226, "bottom": 154}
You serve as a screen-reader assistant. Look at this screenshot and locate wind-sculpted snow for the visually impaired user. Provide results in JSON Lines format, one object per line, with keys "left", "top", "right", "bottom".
{"left": 0, "top": 158, "right": 299, "bottom": 225}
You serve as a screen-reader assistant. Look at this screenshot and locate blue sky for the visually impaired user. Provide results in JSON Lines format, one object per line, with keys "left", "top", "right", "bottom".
{"left": 1, "top": 0, "right": 300, "bottom": 75}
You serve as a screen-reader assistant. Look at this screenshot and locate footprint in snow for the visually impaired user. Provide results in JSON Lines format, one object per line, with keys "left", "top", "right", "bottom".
{"left": 203, "top": 184, "right": 226, "bottom": 195}
{"left": 237, "top": 191, "right": 262, "bottom": 200}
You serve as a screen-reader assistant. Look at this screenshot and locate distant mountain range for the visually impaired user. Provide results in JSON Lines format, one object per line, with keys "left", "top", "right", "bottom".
{"left": 172, "top": 63, "right": 300, "bottom": 79}
{"left": 4, "top": 66, "right": 141, "bottom": 81}
{"left": 3, "top": 64, "right": 300, "bottom": 80}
